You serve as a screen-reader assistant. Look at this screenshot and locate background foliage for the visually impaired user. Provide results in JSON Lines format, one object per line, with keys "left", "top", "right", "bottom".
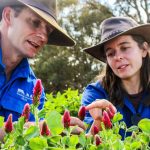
{"left": 31, "top": 0, "right": 150, "bottom": 93}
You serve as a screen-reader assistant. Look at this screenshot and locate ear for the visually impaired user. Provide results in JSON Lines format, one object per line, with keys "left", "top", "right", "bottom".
{"left": 2, "top": 7, "right": 13, "bottom": 26}
{"left": 142, "top": 42, "right": 149, "bottom": 58}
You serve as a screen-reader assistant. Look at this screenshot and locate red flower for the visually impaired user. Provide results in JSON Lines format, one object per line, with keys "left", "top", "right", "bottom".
{"left": 94, "top": 134, "right": 102, "bottom": 146}
{"left": 40, "top": 121, "right": 51, "bottom": 136}
{"left": 32, "top": 79, "right": 42, "bottom": 107}
{"left": 78, "top": 106, "right": 86, "bottom": 121}
{"left": 102, "top": 110, "right": 112, "bottom": 129}
{"left": 21, "top": 103, "right": 30, "bottom": 122}
{"left": 93, "top": 125, "right": 99, "bottom": 135}
{"left": 62, "top": 110, "right": 71, "bottom": 128}
{"left": 5, "top": 114, "right": 13, "bottom": 133}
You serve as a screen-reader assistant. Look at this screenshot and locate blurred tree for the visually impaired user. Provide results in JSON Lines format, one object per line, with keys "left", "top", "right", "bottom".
{"left": 112, "top": 0, "right": 150, "bottom": 23}
{"left": 32, "top": 0, "right": 113, "bottom": 93}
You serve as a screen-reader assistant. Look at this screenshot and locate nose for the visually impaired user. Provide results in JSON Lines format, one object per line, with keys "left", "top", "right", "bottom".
{"left": 114, "top": 51, "right": 123, "bottom": 61}
{"left": 36, "top": 24, "right": 48, "bottom": 44}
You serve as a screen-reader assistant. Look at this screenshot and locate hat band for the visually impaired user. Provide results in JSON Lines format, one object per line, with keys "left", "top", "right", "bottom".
{"left": 102, "top": 30, "right": 123, "bottom": 42}
{"left": 21, "top": 0, "right": 56, "bottom": 21}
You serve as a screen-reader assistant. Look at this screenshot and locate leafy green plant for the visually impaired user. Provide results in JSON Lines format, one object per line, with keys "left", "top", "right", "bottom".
{"left": 44, "top": 88, "right": 82, "bottom": 116}
{"left": 0, "top": 83, "right": 149, "bottom": 150}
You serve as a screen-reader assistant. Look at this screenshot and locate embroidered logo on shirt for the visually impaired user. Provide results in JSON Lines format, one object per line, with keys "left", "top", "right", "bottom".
{"left": 17, "top": 88, "right": 32, "bottom": 101}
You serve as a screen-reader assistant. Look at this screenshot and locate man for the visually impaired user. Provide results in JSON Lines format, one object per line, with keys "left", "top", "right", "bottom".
{"left": 0, "top": 0, "right": 85, "bottom": 139}
{"left": 0, "top": 0, "right": 75, "bottom": 122}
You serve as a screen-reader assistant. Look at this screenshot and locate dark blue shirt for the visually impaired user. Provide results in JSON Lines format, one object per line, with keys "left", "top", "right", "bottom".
{"left": 82, "top": 81, "right": 150, "bottom": 137}
{"left": 0, "top": 48, "right": 45, "bottom": 121}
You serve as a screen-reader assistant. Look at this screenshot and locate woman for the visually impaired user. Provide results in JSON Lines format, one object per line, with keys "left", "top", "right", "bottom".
{"left": 82, "top": 17, "right": 150, "bottom": 137}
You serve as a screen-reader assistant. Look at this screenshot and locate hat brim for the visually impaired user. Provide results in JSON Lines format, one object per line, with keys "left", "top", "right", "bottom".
{"left": 83, "top": 24, "right": 150, "bottom": 62}
{"left": 0, "top": 0, "right": 75, "bottom": 46}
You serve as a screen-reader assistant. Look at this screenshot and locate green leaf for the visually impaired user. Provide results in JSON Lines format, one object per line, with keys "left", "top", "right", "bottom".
{"left": 24, "top": 126, "right": 39, "bottom": 140}
{"left": 126, "top": 125, "right": 139, "bottom": 132}
{"left": 29, "top": 137, "right": 48, "bottom": 150}
{"left": 112, "top": 112, "right": 123, "bottom": 123}
{"left": 61, "top": 136, "right": 70, "bottom": 146}
{"left": 38, "top": 108, "right": 46, "bottom": 118}
{"left": 45, "top": 110, "right": 64, "bottom": 135}
{"left": 69, "top": 135, "right": 79, "bottom": 148}
{"left": 112, "top": 140, "right": 124, "bottom": 150}
{"left": 138, "top": 119, "right": 150, "bottom": 134}
{"left": 0, "top": 116, "right": 4, "bottom": 128}
{"left": 79, "top": 133, "right": 86, "bottom": 147}
{"left": 48, "top": 135, "right": 61, "bottom": 144}
{"left": 14, "top": 117, "right": 25, "bottom": 134}
{"left": 131, "top": 141, "right": 141, "bottom": 149}
{"left": 15, "top": 135, "right": 25, "bottom": 146}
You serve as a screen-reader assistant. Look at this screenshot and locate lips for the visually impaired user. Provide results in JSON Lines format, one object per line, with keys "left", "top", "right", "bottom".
{"left": 27, "top": 40, "right": 41, "bottom": 49}
{"left": 117, "top": 64, "right": 129, "bottom": 70}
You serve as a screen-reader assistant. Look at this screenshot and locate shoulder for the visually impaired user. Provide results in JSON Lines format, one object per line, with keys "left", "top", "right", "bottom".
{"left": 83, "top": 80, "right": 106, "bottom": 93}
{"left": 82, "top": 80, "right": 108, "bottom": 105}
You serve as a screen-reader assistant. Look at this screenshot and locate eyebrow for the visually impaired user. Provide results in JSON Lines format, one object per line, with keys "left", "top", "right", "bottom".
{"left": 105, "top": 41, "right": 130, "bottom": 52}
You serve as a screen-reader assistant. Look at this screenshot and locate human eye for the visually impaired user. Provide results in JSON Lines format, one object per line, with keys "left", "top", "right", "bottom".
{"left": 106, "top": 50, "right": 115, "bottom": 58}
{"left": 31, "top": 19, "right": 41, "bottom": 28}
{"left": 121, "top": 46, "right": 130, "bottom": 51}
{"left": 106, "top": 52, "right": 114, "bottom": 57}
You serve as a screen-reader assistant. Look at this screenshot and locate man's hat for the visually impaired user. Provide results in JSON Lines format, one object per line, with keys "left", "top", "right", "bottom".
{"left": 83, "top": 17, "right": 150, "bottom": 62}
{"left": 0, "top": 0, "right": 75, "bottom": 46}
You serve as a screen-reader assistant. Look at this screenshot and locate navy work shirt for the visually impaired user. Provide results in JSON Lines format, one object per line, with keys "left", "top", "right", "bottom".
{"left": 82, "top": 81, "right": 150, "bottom": 137}
{"left": 0, "top": 48, "right": 45, "bottom": 121}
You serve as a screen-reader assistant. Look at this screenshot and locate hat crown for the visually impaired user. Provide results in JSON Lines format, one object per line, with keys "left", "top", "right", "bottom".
{"left": 19, "top": 0, "right": 57, "bottom": 20}
{"left": 100, "top": 17, "right": 139, "bottom": 42}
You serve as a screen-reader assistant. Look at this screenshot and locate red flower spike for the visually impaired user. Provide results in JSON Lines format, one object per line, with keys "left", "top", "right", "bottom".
{"left": 62, "top": 110, "right": 71, "bottom": 128}
{"left": 78, "top": 106, "right": 86, "bottom": 121}
{"left": 40, "top": 121, "right": 51, "bottom": 136}
{"left": 93, "top": 125, "right": 99, "bottom": 135}
{"left": 106, "top": 108, "right": 114, "bottom": 119}
{"left": 102, "top": 110, "right": 112, "bottom": 129}
{"left": 32, "top": 79, "right": 42, "bottom": 106}
{"left": 94, "top": 134, "right": 102, "bottom": 146}
{"left": 5, "top": 114, "right": 13, "bottom": 133}
{"left": 21, "top": 103, "right": 30, "bottom": 122}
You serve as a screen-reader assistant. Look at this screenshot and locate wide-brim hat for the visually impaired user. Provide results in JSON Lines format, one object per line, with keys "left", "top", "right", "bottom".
{"left": 83, "top": 17, "right": 150, "bottom": 62}
{"left": 0, "top": 0, "right": 75, "bottom": 46}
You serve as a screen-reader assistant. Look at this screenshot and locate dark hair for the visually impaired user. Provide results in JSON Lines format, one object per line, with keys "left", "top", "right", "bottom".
{"left": 101, "top": 35, "right": 150, "bottom": 106}
{"left": 0, "top": 5, "right": 24, "bottom": 21}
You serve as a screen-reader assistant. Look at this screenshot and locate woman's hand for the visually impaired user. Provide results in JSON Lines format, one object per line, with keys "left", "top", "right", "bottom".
{"left": 86, "top": 99, "right": 116, "bottom": 120}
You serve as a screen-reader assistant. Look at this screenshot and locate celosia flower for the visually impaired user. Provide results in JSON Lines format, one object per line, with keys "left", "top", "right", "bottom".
{"left": 106, "top": 107, "right": 114, "bottom": 119}
{"left": 102, "top": 110, "right": 112, "bottom": 129}
{"left": 5, "top": 114, "right": 13, "bottom": 133}
{"left": 78, "top": 106, "right": 86, "bottom": 121}
{"left": 32, "top": 79, "right": 42, "bottom": 107}
{"left": 40, "top": 121, "right": 51, "bottom": 136}
{"left": 62, "top": 110, "right": 71, "bottom": 128}
{"left": 94, "top": 134, "right": 102, "bottom": 146}
{"left": 93, "top": 125, "right": 99, "bottom": 135}
{"left": 21, "top": 103, "right": 30, "bottom": 122}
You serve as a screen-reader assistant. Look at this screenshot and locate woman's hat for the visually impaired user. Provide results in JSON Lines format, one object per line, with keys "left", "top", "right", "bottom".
{"left": 83, "top": 17, "right": 150, "bottom": 62}
{"left": 0, "top": 0, "right": 75, "bottom": 46}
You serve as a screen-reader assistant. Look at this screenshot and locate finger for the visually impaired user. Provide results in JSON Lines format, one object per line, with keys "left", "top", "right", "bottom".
{"left": 108, "top": 104, "right": 117, "bottom": 114}
{"left": 70, "top": 117, "right": 86, "bottom": 130}
{"left": 85, "top": 99, "right": 112, "bottom": 110}
{"left": 89, "top": 108, "right": 102, "bottom": 120}
{"left": 70, "top": 126, "right": 84, "bottom": 135}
